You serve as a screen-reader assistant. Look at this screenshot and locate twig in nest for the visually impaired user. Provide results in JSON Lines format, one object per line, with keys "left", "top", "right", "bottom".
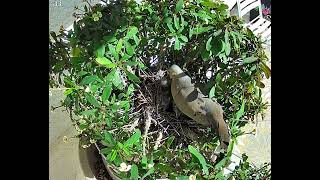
{"left": 142, "top": 108, "right": 153, "bottom": 155}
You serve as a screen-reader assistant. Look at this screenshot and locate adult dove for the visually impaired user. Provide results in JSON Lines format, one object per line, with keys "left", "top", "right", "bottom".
{"left": 168, "top": 64, "right": 231, "bottom": 150}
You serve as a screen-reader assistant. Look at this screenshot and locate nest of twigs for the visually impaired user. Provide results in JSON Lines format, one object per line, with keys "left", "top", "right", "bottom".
{"left": 129, "top": 66, "right": 221, "bottom": 164}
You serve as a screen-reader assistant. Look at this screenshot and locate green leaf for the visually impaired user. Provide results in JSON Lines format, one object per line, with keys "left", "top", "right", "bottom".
{"left": 100, "top": 147, "right": 112, "bottom": 155}
{"left": 80, "top": 109, "right": 97, "bottom": 116}
{"left": 215, "top": 73, "right": 222, "bottom": 83}
{"left": 127, "top": 84, "right": 135, "bottom": 96}
{"left": 106, "top": 117, "right": 112, "bottom": 128}
{"left": 133, "top": 34, "right": 140, "bottom": 45}
{"left": 250, "top": 65, "right": 256, "bottom": 72}
{"left": 221, "top": 41, "right": 226, "bottom": 53}
{"left": 194, "top": 26, "right": 213, "bottom": 35}
{"left": 201, "top": 49, "right": 211, "bottom": 61}
{"left": 179, "top": 35, "right": 188, "bottom": 42}
{"left": 215, "top": 157, "right": 228, "bottom": 169}
{"left": 236, "top": 100, "right": 246, "bottom": 120}
{"left": 104, "top": 131, "right": 116, "bottom": 146}
{"left": 174, "top": 15, "right": 180, "bottom": 30}
{"left": 214, "top": 171, "right": 225, "bottom": 179}
{"left": 107, "top": 69, "right": 123, "bottom": 89}
{"left": 257, "top": 81, "right": 265, "bottom": 88}
{"left": 96, "top": 57, "right": 117, "bottom": 68}
{"left": 174, "top": 38, "right": 181, "bottom": 50}
{"left": 116, "top": 39, "right": 123, "bottom": 53}
{"left": 122, "top": 146, "right": 131, "bottom": 156}
{"left": 224, "top": 30, "right": 229, "bottom": 42}
{"left": 142, "top": 167, "right": 154, "bottom": 180}
{"left": 195, "top": 11, "right": 212, "bottom": 20}
{"left": 130, "top": 164, "right": 139, "bottom": 180}
{"left": 176, "top": 176, "right": 189, "bottom": 180}
{"left": 176, "top": 0, "right": 184, "bottom": 13}
{"left": 125, "top": 70, "right": 141, "bottom": 83}
{"left": 220, "top": 53, "right": 228, "bottom": 63}
{"left": 117, "top": 142, "right": 124, "bottom": 149}
{"left": 71, "top": 47, "right": 81, "bottom": 57}
{"left": 102, "top": 84, "right": 112, "bottom": 103}
{"left": 213, "top": 29, "right": 223, "bottom": 37}
{"left": 166, "top": 136, "right": 175, "bottom": 148}
{"left": 243, "top": 56, "right": 258, "bottom": 64}
{"left": 124, "top": 129, "right": 141, "bottom": 147}
{"left": 188, "top": 145, "right": 209, "bottom": 175}
{"left": 103, "top": 35, "right": 117, "bottom": 42}
{"left": 226, "top": 140, "right": 234, "bottom": 158}
{"left": 225, "top": 43, "right": 231, "bottom": 56}
{"left": 53, "top": 61, "right": 65, "bottom": 72}
{"left": 167, "top": 22, "right": 176, "bottom": 33}
{"left": 209, "top": 85, "right": 215, "bottom": 98}
{"left": 85, "top": 93, "right": 100, "bottom": 108}
{"left": 114, "top": 154, "right": 122, "bottom": 167}
{"left": 108, "top": 44, "right": 119, "bottom": 61}
{"left": 64, "top": 88, "right": 74, "bottom": 95}
{"left": 121, "top": 54, "right": 132, "bottom": 61}
{"left": 180, "top": 15, "right": 185, "bottom": 26}
{"left": 230, "top": 31, "right": 239, "bottom": 49}
{"left": 125, "top": 41, "right": 134, "bottom": 56}
{"left": 189, "top": 28, "right": 193, "bottom": 38}
{"left": 224, "top": 31, "right": 231, "bottom": 56}
{"left": 201, "top": 0, "right": 217, "bottom": 8}
{"left": 212, "top": 38, "right": 223, "bottom": 56}
{"left": 127, "top": 26, "right": 138, "bottom": 38}
{"left": 108, "top": 150, "right": 117, "bottom": 162}
{"left": 206, "top": 36, "right": 212, "bottom": 51}
{"left": 260, "top": 61, "right": 271, "bottom": 78}
{"left": 141, "top": 155, "right": 148, "bottom": 165}
{"left": 95, "top": 45, "right": 106, "bottom": 57}
{"left": 80, "top": 75, "right": 99, "bottom": 85}
{"left": 78, "top": 71, "right": 88, "bottom": 77}
{"left": 126, "top": 61, "right": 139, "bottom": 67}
{"left": 138, "top": 62, "right": 145, "bottom": 69}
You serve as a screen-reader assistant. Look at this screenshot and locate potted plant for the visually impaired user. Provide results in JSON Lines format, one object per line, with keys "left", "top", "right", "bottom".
{"left": 49, "top": 0, "right": 271, "bottom": 179}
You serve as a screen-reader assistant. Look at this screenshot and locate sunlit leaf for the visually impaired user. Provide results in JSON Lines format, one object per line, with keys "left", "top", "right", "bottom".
{"left": 127, "top": 26, "right": 138, "bottom": 38}
{"left": 142, "top": 167, "right": 154, "bottom": 180}
{"left": 236, "top": 100, "right": 246, "bottom": 120}
{"left": 243, "top": 56, "right": 258, "bottom": 64}
{"left": 174, "top": 38, "right": 181, "bottom": 50}
{"left": 108, "top": 44, "right": 119, "bottom": 61}
{"left": 174, "top": 15, "right": 180, "bottom": 30}
{"left": 95, "top": 45, "right": 105, "bottom": 57}
{"left": 96, "top": 57, "right": 117, "bottom": 68}
{"left": 116, "top": 39, "right": 123, "bottom": 53}
{"left": 102, "top": 84, "right": 112, "bottom": 102}
{"left": 176, "top": 0, "right": 184, "bottom": 13}
{"left": 85, "top": 93, "right": 100, "bottom": 108}
{"left": 126, "top": 70, "right": 141, "bottom": 83}
{"left": 179, "top": 35, "right": 188, "bottom": 42}
{"left": 188, "top": 145, "right": 209, "bottom": 175}
{"left": 130, "top": 164, "right": 139, "bottom": 180}
{"left": 209, "top": 85, "right": 215, "bottom": 98}
{"left": 124, "top": 129, "right": 141, "bottom": 147}
{"left": 104, "top": 131, "right": 116, "bottom": 146}
{"left": 206, "top": 36, "right": 212, "bottom": 51}
{"left": 125, "top": 41, "right": 134, "bottom": 56}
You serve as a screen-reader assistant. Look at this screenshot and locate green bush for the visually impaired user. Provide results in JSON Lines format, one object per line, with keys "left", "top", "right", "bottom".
{"left": 49, "top": 0, "right": 271, "bottom": 179}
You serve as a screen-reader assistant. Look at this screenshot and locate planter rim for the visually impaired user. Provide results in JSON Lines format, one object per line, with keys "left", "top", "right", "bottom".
{"left": 94, "top": 143, "right": 121, "bottom": 180}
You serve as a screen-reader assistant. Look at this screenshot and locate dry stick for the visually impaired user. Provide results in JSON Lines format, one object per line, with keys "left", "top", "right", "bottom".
{"left": 156, "top": 116, "right": 169, "bottom": 135}
{"left": 142, "top": 109, "right": 152, "bottom": 155}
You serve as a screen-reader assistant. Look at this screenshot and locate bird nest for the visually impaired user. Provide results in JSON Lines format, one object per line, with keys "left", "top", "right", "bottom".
{"left": 130, "top": 67, "right": 221, "bottom": 164}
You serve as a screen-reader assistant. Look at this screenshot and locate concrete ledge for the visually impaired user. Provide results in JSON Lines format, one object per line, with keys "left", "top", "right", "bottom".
{"left": 49, "top": 89, "right": 99, "bottom": 180}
